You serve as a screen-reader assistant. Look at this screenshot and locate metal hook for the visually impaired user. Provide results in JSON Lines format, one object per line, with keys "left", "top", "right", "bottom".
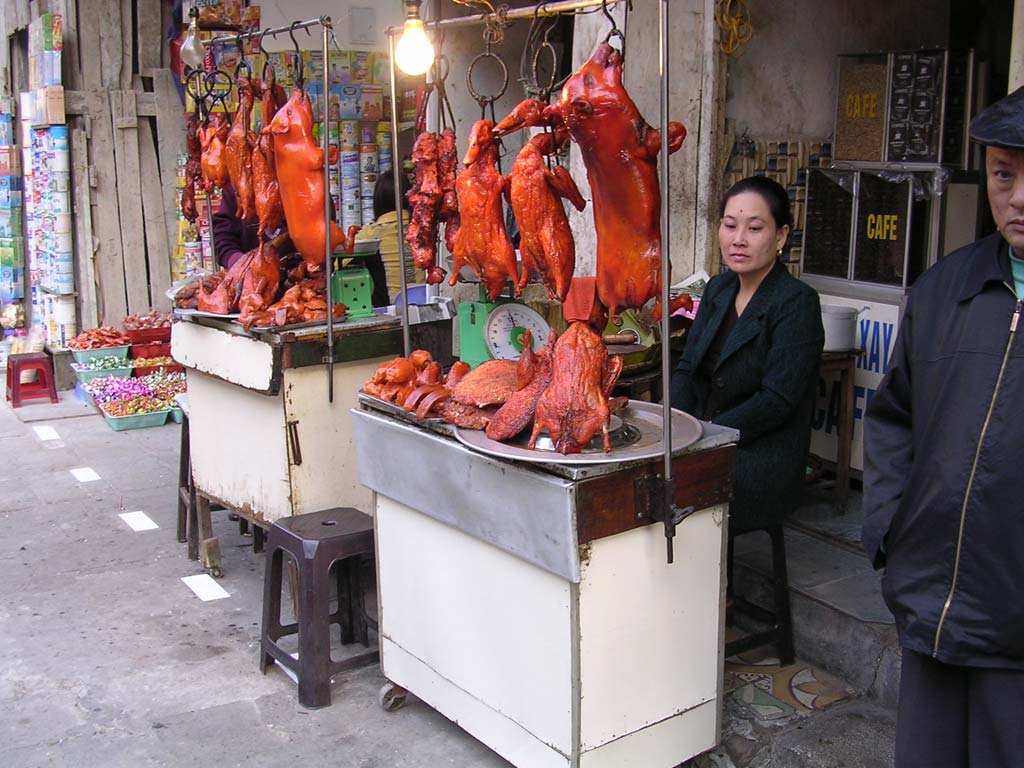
{"left": 257, "top": 29, "right": 275, "bottom": 82}
{"left": 289, "top": 21, "right": 305, "bottom": 89}
{"left": 467, "top": 50, "right": 509, "bottom": 109}
{"left": 601, "top": 0, "right": 626, "bottom": 49}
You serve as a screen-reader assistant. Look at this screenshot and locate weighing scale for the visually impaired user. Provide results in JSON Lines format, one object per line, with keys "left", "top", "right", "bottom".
{"left": 331, "top": 238, "right": 381, "bottom": 320}
{"left": 458, "top": 285, "right": 550, "bottom": 368}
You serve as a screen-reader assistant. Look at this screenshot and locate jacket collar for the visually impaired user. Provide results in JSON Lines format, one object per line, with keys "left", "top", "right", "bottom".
{"left": 691, "top": 260, "right": 787, "bottom": 370}
{"left": 958, "top": 232, "right": 1013, "bottom": 302}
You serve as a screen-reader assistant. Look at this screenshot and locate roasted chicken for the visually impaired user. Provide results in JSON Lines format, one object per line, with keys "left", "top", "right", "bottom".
{"left": 529, "top": 321, "right": 624, "bottom": 454}
{"left": 450, "top": 120, "right": 519, "bottom": 301}
{"left": 507, "top": 134, "right": 586, "bottom": 301}
{"left": 225, "top": 77, "right": 258, "bottom": 222}
{"left": 200, "top": 114, "right": 230, "bottom": 192}
{"left": 267, "top": 88, "right": 345, "bottom": 271}
{"left": 405, "top": 131, "right": 445, "bottom": 284}
{"left": 486, "top": 330, "right": 556, "bottom": 442}
{"left": 495, "top": 43, "right": 688, "bottom": 319}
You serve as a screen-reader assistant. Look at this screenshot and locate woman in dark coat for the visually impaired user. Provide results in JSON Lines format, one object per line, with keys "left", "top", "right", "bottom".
{"left": 670, "top": 177, "right": 824, "bottom": 532}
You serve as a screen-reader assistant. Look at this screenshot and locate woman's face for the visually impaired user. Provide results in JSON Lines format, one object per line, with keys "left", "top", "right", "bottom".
{"left": 719, "top": 191, "right": 789, "bottom": 280}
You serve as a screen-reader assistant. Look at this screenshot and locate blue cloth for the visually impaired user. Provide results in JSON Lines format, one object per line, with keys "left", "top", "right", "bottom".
{"left": 1010, "top": 248, "right": 1024, "bottom": 298}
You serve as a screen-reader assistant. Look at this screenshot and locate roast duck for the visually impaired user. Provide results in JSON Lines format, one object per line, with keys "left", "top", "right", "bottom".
{"left": 225, "top": 77, "right": 258, "bottom": 222}
{"left": 363, "top": 352, "right": 470, "bottom": 421}
{"left": 496, "top": 42, "right": 692, "bottom": 319}
{"left": 507, "top": 132, "right": 586, "bottom": 301}
{"left": 251, "top": 74, "right": 287, "bottom": 236}
{"left": 450, "top": 120, "right": 519, "bottom": 301}
{"left": 196, "top": 240, "right": 281, "bottom": 318}
{"left": 405, "top": 128, "right": 461, "bottom": 285}
{"left": 242, "top": 272, "right": 346, "bottom": 330}
{"left": 267, "top": 88, "right": 346, "bottom": 272}
{"left": 199, "top": 113, "right": 230, "bottom": 192}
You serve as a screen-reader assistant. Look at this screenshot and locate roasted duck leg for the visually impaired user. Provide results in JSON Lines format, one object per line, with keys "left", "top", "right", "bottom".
{"left": 451, "top": 120, "right": 519, "bottom": 301}
{"left": 508, "top": 133, "right": 585, "bottom": 301}
{"left": 267, "top": 89, "right": 345, "bottom": 271}
{"left": 529, "top": 321, "right": 624, "bottom": 454}
{"left": 496, "top": 45, "right": 687, "bottom": 319}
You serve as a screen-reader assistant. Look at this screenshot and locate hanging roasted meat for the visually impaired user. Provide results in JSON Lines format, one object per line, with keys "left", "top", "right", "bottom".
{"left": 181, "top": 112, "right": 202, "bottom": 223}
{"left": 486, "top": 329, "right": 556, "bottom": 442}
{"left": 528, "top": 321, "right": 624, "bottom": 454}
{"left": 237, "top": 243, "right": 282, "bottom": 326}
{"left": 450, "top": 120, "right": 519, "bottom": 301}
{"left": 199, "top": 114, "right": 230, "bottom": 192}
{"left": 495, "top": 43, "right": 688, "bottom": 319}
{"left": 244, "top": 272, "right": 346, "bottom": 329}
{"left": 405, "top": 131, "right": 445, "bottom": 285}
{"left": 267, "top": 88, "right": 345, "bottom": 271}
{"left": 225, "top": 77, "right": 258, "bottom": 222}
{"left": 437, "top": 127, "right": 461, "bottom": 255}
{"left": 251, "top": 76, "right": 286, "bottom": 235}
{"left": 507, "top": 134, "right": 585, "bottom": 301}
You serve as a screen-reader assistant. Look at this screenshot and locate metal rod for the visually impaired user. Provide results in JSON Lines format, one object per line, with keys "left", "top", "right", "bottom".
{"left": 385, "top": 0, "right": 626, "bottom": 36}
{"left": 204, "top": 189, "right": 218, "bottom": 269}
{"left": 206, "top": 17, "right": 324, "bottom": 46}
{"left": 323, "top": 18, "right": 334, "bottom": 403}
{"left": 388, "top": 33, "right": 412, "bottom": 357}
{"left": 658, "top": 0, "right": 672, "bottom": 485}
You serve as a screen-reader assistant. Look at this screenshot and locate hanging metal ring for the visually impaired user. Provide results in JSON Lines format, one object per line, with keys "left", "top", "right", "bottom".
{"left": 530, "top": 40, "right": 557, "bottom": 100}
{"left": 467, "top": 50, "right": 509, "bottom": 107}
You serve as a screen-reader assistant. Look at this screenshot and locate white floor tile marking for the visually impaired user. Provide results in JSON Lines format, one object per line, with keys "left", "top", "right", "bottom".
{"left": 70, "top": 467, "right": 101, "bottom": 483}
{"left": 181, "top": 574, "right": 230, "bottom": 602}
{"left": 119, "top": 511, "right": 159, "bottom": 531}
{"left": 33, "top": 426, "right": 60, "bottom": 441}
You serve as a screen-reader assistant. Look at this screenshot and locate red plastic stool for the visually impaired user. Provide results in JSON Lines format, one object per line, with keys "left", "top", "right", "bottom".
{"left": 5, "top": 352, "right": 59, "bottom": 407}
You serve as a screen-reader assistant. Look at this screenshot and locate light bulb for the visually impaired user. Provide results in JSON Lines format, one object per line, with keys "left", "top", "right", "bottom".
{"left": 181, "top": 18, "right": 205, "bottom": 70}
{"left": 395, "top": 18, "right": 434, "bottom": 76}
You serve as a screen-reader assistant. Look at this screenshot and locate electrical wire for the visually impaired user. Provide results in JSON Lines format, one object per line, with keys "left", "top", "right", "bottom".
{"left": 715, "top": 0, "right": 752, "bottom": 57}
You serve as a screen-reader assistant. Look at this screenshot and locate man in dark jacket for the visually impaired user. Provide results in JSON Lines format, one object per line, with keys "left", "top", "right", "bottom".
{"left": 864, "top": 87, "right": 1024, "bottom": 767}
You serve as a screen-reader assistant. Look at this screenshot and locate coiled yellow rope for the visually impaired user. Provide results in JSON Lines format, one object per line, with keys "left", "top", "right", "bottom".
{"left": 715, "top": 0, "right": 753, "bottom": 57}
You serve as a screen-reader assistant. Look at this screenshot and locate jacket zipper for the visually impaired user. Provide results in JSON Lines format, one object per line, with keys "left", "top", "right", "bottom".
{"left": 932, "top": 292, "right": 1022, "bottom": 657}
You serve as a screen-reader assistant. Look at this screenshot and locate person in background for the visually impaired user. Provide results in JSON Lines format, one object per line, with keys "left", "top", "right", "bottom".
{"left": 354, "top": 170, "right": 417, "bottom": 303}
{"left": 863, "top": 87, "right": 1024, "bottom": 768}
{"left": 213, "top": 182, "right": 390, "bottom": 306}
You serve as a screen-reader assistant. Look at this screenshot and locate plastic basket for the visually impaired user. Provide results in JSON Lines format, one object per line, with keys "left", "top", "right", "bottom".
{"left": 126, "top": 327, "right": 172, "bottom": 344}
{"left": 71, "top": 345, "right": 130, "bottom": 364}
{"left": 133, "top": 363, "right": 185, "bottom": 377}
{"left": 168, "top": 407, "right": 184, "bottom": 424}
{"left": 74, "top": 365, "right": 134, "bottom": 383}
{"left": 130, "top": 341, "right": 172, "bottom": 359}
{"left": 102, "top": 409, "right": 171, "bottom": 431}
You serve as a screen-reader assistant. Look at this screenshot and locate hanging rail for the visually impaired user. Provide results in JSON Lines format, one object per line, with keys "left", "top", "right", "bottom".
{"left": 383, "top": 0, "right": 627, "bottom": 36}
{"left": 207, "top": 17, "right": 338, "bottom": 404}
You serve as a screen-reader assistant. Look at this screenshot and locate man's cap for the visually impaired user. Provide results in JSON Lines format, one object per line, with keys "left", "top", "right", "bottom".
{"left": 969, "top": 86, "right": 1024, "bottom": 149}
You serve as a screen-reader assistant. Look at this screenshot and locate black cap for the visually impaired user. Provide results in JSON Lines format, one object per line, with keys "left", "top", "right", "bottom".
{"left": 969, "top": 86, "right": 1024, "bottom": 149}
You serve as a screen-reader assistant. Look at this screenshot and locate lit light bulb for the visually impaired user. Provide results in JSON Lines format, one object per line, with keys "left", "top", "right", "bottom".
{"left": 180, "top": 12, "right": 205, "bottom": 70}
{"left": 395, "top": 10, "right": 434, "bottom": 76}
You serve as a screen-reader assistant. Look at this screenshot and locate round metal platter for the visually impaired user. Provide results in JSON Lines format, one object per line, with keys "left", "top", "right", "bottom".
{"left": 453, "top": 400, "right": 703, "bottom": 465}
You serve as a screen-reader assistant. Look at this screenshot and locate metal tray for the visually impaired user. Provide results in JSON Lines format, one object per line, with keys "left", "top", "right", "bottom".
{"left": 174, "top": 308, "right": 241, "bottom": 320}
{"left": 249, "top": 314, "right": 347, "bottom": 333}
{"left": 454, "top": 400, "right": 703, "bottom": 465}
{"left": 359, "top": 392, "right": 448, "bottom": 426}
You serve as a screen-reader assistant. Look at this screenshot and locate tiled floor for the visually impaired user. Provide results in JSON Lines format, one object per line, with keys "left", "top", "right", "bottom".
{"left": 725, "top": 648, "right": 853, "bottom": 723}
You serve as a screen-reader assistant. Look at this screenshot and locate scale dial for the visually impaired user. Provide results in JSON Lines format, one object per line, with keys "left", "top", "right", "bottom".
{"left": 484, "top": 302, "right": 550, "bottom": 360}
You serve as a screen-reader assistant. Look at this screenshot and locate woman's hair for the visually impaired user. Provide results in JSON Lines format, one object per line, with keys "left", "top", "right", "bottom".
{"left": 720, "top": 176, "right": 793, "bottom": 232}
{"left": 373, "top": 170, "right": 410, "bottom": 216}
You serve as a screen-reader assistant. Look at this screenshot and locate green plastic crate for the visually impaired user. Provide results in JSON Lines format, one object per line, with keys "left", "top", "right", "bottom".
{"left": 102, "top": 409, "right": 171, "bottom": 431}
{"left": 71, "top": 345, "right": 130, "bottom": 364}
{"left": 74, "top": 366, "right": 134, "bottom": 384}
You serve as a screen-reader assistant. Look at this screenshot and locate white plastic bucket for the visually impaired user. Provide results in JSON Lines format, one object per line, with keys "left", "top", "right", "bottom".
{"left": 821, "top": 304, "right": 864, "bottom": 351}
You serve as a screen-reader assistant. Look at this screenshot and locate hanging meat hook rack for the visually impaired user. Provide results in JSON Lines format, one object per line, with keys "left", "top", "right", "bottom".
{"left": 207, "top": 17, "right": 341, "bottom": 404}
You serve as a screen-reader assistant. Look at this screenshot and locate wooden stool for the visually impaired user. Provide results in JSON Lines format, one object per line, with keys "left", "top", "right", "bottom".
{"left": 260, "top": 507, "right": 379, "bottom": 708}
{"left": 725, "top": 524, "right": 795, "bottom": 666}
{"left": 5, "top": 352, "right": 58, "bottom": 407}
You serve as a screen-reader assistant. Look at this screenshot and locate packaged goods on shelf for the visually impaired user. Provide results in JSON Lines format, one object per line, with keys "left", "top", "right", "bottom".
{"left": 350, "top": 51, "right": 371, "bottom": 84}
{"left": 361, "top": 85, "right": 383, "bottom": 121}
{"left": 329, "top": 51, "right": 351, "bottom": 84}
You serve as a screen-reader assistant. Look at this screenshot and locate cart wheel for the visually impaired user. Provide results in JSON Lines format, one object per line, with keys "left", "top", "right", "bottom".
{"left": 378, "top": 683, "right": 407, "bottom": 712}
{"left": 208, "top": 565, "right": 224, "bottom": 579}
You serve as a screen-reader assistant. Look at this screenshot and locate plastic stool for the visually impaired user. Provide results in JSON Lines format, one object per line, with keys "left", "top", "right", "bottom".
{"left": 724, "top": 524, "right": 795, "bottom": 666}
{"left": 260, "top": 507, "right": 379, "bottom": 708}
{"left": 5, "top": 352, "right": 58, "bottom": 407}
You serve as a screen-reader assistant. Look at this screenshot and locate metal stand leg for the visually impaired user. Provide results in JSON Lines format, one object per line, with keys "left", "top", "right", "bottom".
{"left": 197, "top": 494, "right": 222, "bottom": 578}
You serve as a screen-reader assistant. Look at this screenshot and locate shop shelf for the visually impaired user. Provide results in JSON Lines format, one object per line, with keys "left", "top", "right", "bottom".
{"left": 71, "top": 345, "right": 130, "bottom": 364}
